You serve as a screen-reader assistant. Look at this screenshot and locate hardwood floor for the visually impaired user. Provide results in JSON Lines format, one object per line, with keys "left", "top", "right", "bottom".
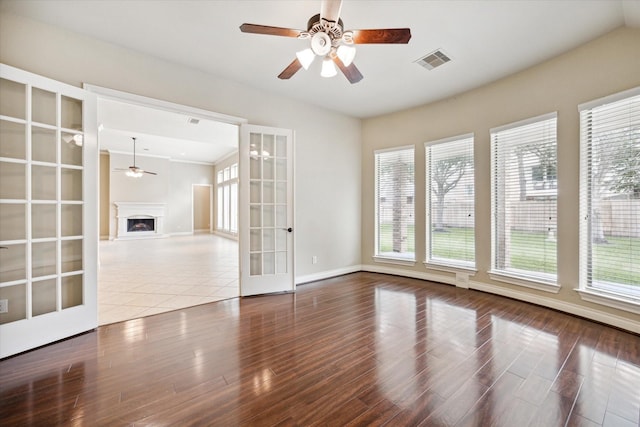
{"left": 1, "top": 272, "right": 639, "bottom": 426}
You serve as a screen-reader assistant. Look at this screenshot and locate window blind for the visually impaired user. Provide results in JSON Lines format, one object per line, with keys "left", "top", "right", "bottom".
{"left": 491, "top": 113, "right": 557, "bottom": 284}
{"left": 579, "top": 89, "right": 640, "bottom": 297}
{"left": 425, "top": 135, "right": 475, "bottom": 268}
{"left": 375, "top": 147, "right": 415, "bottom": 260}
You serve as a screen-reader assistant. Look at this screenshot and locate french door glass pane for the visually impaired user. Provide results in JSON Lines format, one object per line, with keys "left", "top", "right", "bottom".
{"left": 32, "top": 165, "right": 56, "bottom": 200}
{"left": 32, "top": 241, "right": 56, "bottom": 277}
{"left": 61, "top": 96, "right": 82, "bottom": 130}
{"left": 0, "top": 161, "right": 26, "bottom": 199}
{"left": 61, "top": 275, "right": 82, "bottom": 308}
{"left": 0, "top": 283, "right": 26, "bottom": 324}
{"left": 0, "top": 120, "right": 26, "bottom": 160}
{"left": 61, "top": 239, "right": 82, "bottom": 273}
{"left": 0, "top": 78, "right": 26, "bottom": 119}
{"left": 31, "top": 127, "right": 56, "bottom": 163}
{"left": 0, "top": 243, "right": 26, "bottom": 282}
{"left": 61, "top": 132, "right": 83, "bottom": 166}
{"left": 32, "top": 88, "right": 56, "bottom": 126}
{"left": 61, "top": 169, "right": 82, "bottom": 200}
{"left": 32, "top": 204, "right": 56, "bottom": 239}
{"left": 32, "top": 279, "right": 56, "bottom": 317}
{"left": 61, "top": 204, "right": 82, "bottom": 237}
{"left": 0, "top": 203, "right": 26, "bottom": 241}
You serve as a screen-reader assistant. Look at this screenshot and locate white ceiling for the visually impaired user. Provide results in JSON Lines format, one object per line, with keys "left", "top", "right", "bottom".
{"left": 3, "top": 0, "right": 639, "bottom": 120}
{"left": 97, "top": 99, "right": 238, "bottom": 164}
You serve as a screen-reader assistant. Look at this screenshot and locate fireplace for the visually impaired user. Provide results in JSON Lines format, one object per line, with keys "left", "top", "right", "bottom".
{"left": 128, "top": 218, "right": 155, "bottom": 232}
{"left": 114, "top": 202, "right": 167, "bottom": 240}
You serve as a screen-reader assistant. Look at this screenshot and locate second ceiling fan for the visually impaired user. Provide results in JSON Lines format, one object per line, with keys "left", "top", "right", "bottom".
{"left": 114, "top": 137, "right": 157, "bottom": 178}
{"left": 240, "top": 0, "right": 411, "bottom": 84}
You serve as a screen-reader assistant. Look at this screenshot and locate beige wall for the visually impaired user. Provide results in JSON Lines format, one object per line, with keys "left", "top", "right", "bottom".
{"left": 362, "top": 27, "right": 640, "bottom": 327}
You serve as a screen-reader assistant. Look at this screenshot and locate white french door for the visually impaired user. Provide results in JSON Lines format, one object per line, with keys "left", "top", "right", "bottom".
{"left": 239, "top": 124, "right": 295, "bottom": 296}
{"left": 0, "top": 64, "right": 97, "bottom": 358}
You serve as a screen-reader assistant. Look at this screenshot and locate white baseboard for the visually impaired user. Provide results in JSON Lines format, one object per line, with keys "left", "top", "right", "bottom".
{"left": 296, "top": 265, "right": 362, "bottom": 285}
{"left": 169, "top": 232, "right": 193, "bottom": 237}
{"left": 358, "top": 264, "right": 639, "bottom": 334}
{"left": 361, "top": 264, "right": 456, "bottom": 286}
{"left": 469, "top": 280, "right": 640, "bottom": 334}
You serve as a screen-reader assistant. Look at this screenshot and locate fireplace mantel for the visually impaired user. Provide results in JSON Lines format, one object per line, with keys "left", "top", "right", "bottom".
{"left": 114, "top": 202, "right": 167, "bottom": 240}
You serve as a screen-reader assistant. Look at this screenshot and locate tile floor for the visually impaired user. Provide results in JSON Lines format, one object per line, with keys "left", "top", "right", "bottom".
{"left": 98, "top": 233, "right": 239, "bottom": 325}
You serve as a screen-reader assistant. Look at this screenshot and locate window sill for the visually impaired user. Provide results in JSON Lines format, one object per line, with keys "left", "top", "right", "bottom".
{"left": 488, "top": 270, "right": 560, "bottom": 294}
{"left": 575, "top": 288, "right": 640, "bottom": 315}
{"left": 372, "top": 255, "right": 416, "bottom": 267}
{"left": 423, "top": 261, "right": 477, "bottom": 275}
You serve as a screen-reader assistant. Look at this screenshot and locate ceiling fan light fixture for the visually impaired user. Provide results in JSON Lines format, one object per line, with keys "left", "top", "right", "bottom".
{"left": 296, "top": 48, "right": 315, "bottom": 70}
{"left": 311, "top": 32, "right": 332, "bottom": 56}
{"left": 337, "top": 44, "right": 356, "bottom": 66}
{"left": 321, "top": 57, "right": 337, "bottom": 78}
{"left": 125, "top": 169, "right": 143, "bottom": 178}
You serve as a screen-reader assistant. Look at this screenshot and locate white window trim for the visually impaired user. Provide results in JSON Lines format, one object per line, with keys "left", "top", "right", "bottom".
{"left": 424, "top": 133, "right": 476, "bottom": 271}
{"left": 575, "top": 288, "right": 640, "bottom": 315}
{"left": 577, "top": 86, "right": 640, "bottom": 310}
{"left": 373, "top": 255, "right": 416, "bottom": 267}
{"left": 488, "top": 270, "right": 560, "bottom": 294}
{"left": 423, "top": 261, "right": 477, "bottom": 275}
{"left": 490, "top": 112, "right": 559, "bottom": 289}
{"left": 374, "top": 145, "right": 415, "bottom": 262}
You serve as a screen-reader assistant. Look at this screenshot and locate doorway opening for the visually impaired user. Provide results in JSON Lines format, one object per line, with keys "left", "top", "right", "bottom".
{"left": 88, "top": 85, "right": 245, "bottom": 325}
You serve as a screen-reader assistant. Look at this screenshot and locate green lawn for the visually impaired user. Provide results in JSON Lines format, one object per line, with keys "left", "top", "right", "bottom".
{"left": 379, "top": 225, "right": 639, "bottom": 286}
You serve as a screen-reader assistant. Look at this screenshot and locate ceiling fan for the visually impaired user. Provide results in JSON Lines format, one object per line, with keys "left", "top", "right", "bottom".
{"left": 114, "top": 137, "right": 157, "bottom": 178}
{"left": 240, "top": 0, "right": 411, "bottom": 84}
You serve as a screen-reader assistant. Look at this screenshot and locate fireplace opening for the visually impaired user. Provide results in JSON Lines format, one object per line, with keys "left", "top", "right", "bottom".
{"left": 127, "top": 218, "right": 155, "bottom": 232}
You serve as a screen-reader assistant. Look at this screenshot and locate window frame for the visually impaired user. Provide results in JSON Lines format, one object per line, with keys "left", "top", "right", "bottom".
{"left": 577, "top": 87, "right": 640, "bottom": 314}
{"left": 373, "top": 145, "right": 416, "bottom": 265}
{"left": 216, "top": 163, "right": 238, "bottom": 235}
{"left": 424, "top": 133, "right": 476, "bottom": 273}
{"left": 489, "top": 112, "right": 560, "bottom": 293}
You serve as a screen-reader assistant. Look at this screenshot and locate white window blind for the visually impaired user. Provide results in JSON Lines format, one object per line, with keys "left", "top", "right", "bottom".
{"left": 375, "top": 147, "right": 415, "bottom": 260}
{"left": 491, "top": 113, "right": 558, "bottom": 285}
{"left": 425, "top": 135, "right": 475, "bottom": 268}
{"left": 579, "top": 89, "right": 640, "bottom": 299}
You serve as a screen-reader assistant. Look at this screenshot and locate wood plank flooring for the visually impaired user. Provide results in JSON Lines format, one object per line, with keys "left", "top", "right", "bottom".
{"left": 1, "top": 272, "right": 639, "bottom": 426}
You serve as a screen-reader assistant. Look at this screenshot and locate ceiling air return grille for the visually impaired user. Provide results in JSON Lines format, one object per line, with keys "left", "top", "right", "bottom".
{"left": 415, "top": 49, "right": 451, "bottom": 70}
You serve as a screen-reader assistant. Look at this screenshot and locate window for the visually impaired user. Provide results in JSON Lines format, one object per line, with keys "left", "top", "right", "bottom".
{"left": 425, "top": 134, "right": 475, "bottom": 269}
{"left": 216, "top": 163, "right": 238, "bottom": 234}
{"left": 579, "top": 88, "right": 640, "bottom": 309}
{"left": 375, "top": 147, "right": 415, "bottom": 262}
{"left": 490, "top": 113, "right": 558, "bottom": 291}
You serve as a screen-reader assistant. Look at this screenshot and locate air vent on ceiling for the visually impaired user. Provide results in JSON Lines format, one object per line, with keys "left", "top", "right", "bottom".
{"left": 415, "top": 49, "right": 451, "bottom": 70}
{"left": 188, "top": 117, "right": 200, "bottom": 125}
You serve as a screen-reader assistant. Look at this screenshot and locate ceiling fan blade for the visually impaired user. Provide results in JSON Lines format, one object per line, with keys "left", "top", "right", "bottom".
{"left": 239, "top": 23, "right": 302, "bottom": 38}
{"left": 143, "top": 170, "right": 157, "bottom": 175}
{"left": 333, "top": 57, "right": 363, "bottom": 84}
{"left": 278, "top": 58, "right": 303, "bottom": 80}
{"left": 351, "top": 28, "right": 412, "bottom": 44}
{"left": 113, "top": 168, "right": 128, "bottom": 172}
{"left": 321, "top": 0, "right": 343, "bottom": 23}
